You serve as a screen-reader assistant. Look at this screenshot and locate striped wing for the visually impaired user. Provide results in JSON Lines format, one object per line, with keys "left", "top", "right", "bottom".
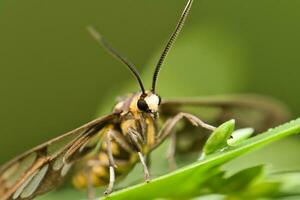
{"left": 160, "top": 94, "right": 290, "bottom": 132}
{"left": 0, "top": 114, "right": 118, "bottom": 200}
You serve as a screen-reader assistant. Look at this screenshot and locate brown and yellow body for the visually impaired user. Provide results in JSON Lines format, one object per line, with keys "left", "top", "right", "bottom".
{"left": 0, "top": 1, "right": 289, "bottom": 199}
{"left": 72, "top": 93, "right": 158, "bottom": 189}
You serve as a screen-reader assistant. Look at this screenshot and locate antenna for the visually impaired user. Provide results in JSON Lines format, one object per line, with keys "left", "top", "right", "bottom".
{"left": 151, "top": 0, "right": 194, "bottom": 92}
{"left": 87, "top": 25, "right": 146, "bottom": 94}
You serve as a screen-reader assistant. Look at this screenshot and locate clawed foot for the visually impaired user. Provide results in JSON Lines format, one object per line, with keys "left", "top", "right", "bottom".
{"left": 144, "top": 165, "right": 151, "bottom": 183}
{"left": 104, "top": 189, "right": 112, "bottom": 196}
{"left": 145, "top": 175, "right": 151, "bottom": 183}
{"left": 181, "top": 113, "right": 216, "bottom": 131}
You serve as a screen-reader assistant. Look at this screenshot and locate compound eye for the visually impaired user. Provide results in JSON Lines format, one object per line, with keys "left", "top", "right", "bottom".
{"left": 137, "top": 99, "right": 149, "bottom": 112}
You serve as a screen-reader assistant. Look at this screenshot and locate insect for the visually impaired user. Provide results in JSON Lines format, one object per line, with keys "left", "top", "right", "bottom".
{"left": 0, "top": 0, "right": 289, "bottom": 200}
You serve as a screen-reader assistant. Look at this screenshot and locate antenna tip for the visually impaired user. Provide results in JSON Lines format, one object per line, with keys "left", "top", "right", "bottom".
{"left": 86, "top": 25, "right": 102, "bottom": 40}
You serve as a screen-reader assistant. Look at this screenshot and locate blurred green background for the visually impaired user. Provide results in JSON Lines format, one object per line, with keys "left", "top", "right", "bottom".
{"left": 1, "top": 0, "right": 300, "bottom": 181}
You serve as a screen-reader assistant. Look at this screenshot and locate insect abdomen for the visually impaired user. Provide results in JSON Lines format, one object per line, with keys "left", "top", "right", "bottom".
{"left": 72, "top": 126, "right": 137, "bottom": 189}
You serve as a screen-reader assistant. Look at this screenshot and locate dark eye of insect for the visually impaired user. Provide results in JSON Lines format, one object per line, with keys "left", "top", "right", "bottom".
{"left": 137, "top": 99, "right": 149, "bottom": 112}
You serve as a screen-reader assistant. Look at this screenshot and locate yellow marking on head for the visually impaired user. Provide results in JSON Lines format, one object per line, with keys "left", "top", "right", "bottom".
{"left": 129, "top": 94, "right": 141, "bottom": 114}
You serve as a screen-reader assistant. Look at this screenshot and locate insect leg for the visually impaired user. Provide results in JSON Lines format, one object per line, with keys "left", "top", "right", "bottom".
{"left": 104, "top": 166, "right": 115, "bottom": 195}
{"left": 166, "top": 132, "right": 177, "bottom": 170}
{"left": 156, "top": 112, "right": 216, "bottom": 146}
{"left": 138, "top": 152, "right": 150, "bottom": 182}
{"left": 146, "top": 154, "right": 151, "bottom": 169}
{"left": 154, "top": 112, "right": 215, "bottom": 169}
{"left": 83, "top": 166, "right": 96, "bottom": 200}
{"left": 104, "top": 134, "right": 116, "bottom": 195}
{"left": 109, "top": 129, "right": 134, "bottom": 153}
{"left": 126, "top": 129, "right": 151, "bottom": 182}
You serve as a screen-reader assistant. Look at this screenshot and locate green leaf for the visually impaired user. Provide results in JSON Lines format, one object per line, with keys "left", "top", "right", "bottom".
{"left": 227, "top": 128, "right": 254, "bottom": 146}
{"left": 205, "top": 165, "right": 282, "bottom": 199}
{"left": 271, "top": 171, "right": 300, "bottom": 196}
{"left": 99, "top": 118, "right": 300, "bottom": 200}
{"left": 220, "top": 165, "right": 264, "bottom": 193}
{"left": 203, "top": 119, "right": 235, "bottom": 156}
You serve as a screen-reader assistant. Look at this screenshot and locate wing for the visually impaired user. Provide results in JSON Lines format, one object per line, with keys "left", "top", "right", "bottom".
{"left": 0, "top": 113, "right": 118, "bottom": 200}
{"left": 160, "top": 94, "right": 290, "bottom": 131}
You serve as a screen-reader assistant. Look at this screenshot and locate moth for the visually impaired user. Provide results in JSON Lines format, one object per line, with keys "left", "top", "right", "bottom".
{"left": 0, "top": 0, "right": 289, "bottom": 200}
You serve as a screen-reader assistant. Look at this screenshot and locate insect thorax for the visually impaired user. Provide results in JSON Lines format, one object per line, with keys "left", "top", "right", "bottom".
{"left": 72, "top": 93, "right": 158, "bottom": 189}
